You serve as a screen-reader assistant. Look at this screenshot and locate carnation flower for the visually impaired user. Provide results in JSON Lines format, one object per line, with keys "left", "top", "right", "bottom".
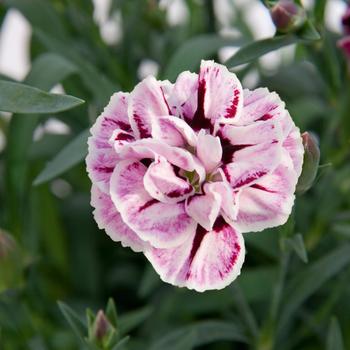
{"left": 86, "top": 60, "right": 304, "bottom": 292}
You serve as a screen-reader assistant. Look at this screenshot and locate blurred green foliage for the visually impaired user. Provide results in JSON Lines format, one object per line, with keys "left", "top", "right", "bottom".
{"left": 0, "top": 0, "right": 350, "bottom": 349}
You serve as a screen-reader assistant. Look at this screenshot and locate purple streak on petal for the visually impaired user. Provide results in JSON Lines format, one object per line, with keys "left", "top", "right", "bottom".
{"left": 133, "top": 113, "right": 151, "bottom": 138}
{"left": 256, "top": 113, "right": 273, "bottom": 121}
{"left": 94, "top": 166, "right": 115, "bottom": 173}
{"left": 251, "top": 183, "right": 277, "bottom": 193}
{"left": 114, "top": 132, "right": 134, "bottom": 141}
{"left": 161, "top": 86, "right": 172, "bottom": 115}
{"left": 225, "top": 89, "right": 240, "bottom": 118}
{"left": 219, "top": 134, "right": 254, "bottom": 164}
{"left": 190, "top": 79, "right": 212, "bottom": 131}
{"left": 233, "top": 171, "right": 268, "bottom": 189}
{"left": 186, "top": 224, "right": 207, "bottom": 279}
{"left": 167, "top": 186, "right": 193, "bottom": 198}
{"left": 138, "top": 198, "right": 159, "bottom": 212}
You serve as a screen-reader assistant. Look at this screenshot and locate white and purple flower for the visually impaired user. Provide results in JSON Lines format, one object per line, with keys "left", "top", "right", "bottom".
{"left": 86, "top": 60, "right": 304, "bottom": 292}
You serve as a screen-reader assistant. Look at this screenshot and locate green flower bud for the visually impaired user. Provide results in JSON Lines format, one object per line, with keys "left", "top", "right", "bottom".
{"left": 270, "top": 0, "right": 306, "bottom": 33}
{"left": 297, "top": 132, "right": 320, "bottom": 194}
{"left": 94, "top": 310, "right": 110, "bottom": 341}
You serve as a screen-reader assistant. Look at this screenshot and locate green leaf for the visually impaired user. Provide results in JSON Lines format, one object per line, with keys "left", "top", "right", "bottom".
{"left": 284, "top": 234, "right": 308, "bottom": 263}
{"left": 297, "top": 19, "right": 321, "bottom": 41}
{"left": 326, "top": 317, "right": 344, "bottom": 350}
{"left": 225, "top": 35, "right": 299, "bottom": 68}
{"left": 111, "top": 336, "right": 130, "bottom": 350}
{"left": 25, "top": 53, "right": 77, "bottom": 90}
{"left": 33, "top": 129, "right": 89, "bottom": 185}
{"left": 106, "top": 298, "right": 118, "bottom": 328}
{"left": 278, "top": 244, "right": 350, "bottom": 332}
{"left": 150, "top": 321, "right": 248, "bottom": 350}
{"left": 0, "top": 80, "right": 84, "bottom": 114}
{"left": 118, "top": 306, "right": 153, "bottom": 335}
{"left": 57, "top": 301, "right": 86, "bottom": 343}
{"left": 163, "top": 34, "right": 244, "bottom": 81}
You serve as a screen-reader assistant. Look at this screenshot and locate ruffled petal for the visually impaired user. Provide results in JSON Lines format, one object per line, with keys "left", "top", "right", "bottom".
{"left": 234, "top": 151, "right": 298, "bottom": 233}
{"left": 113, "top": 139, "right": 206, "bottom": 183}
{"left": 144, "top": 157, "right": 194, "bottom": 203}
{"left": 128, "top": 76, "right": 171, "bottom": 139}
{"left": 196, "top": 130, "right": 222, "bottom": 173}
{"left": 205, "top": 181, "right": 239, "bottom": 223}
{"left": 167, "top": 71, "right": 198, "bottom": 121}
{"left": 237, "top": 88, "right": 285, "bottom": 126}
{"left": 145, "top": 218, "right": 245, "bottom": 292}
{"left": 283, "top": 125, "right": 304, "bottom": 177}
{"left": 222, "top": 141, "right": 282, "bottom": 189}
{"left": 185, "top": 191, "right": 221, "bottom": 231}
{"left": 91, "top": 185, "right": 147, "bottom": 252}
{"left": 151, "top": 115, "right": 197, "bottom": 147}
{"left": 110, "top": 160, "right": 196, "bottom": 249}
{"left": 190, "top": 60, "right": 243, "bottom": 131}
{"left": 87, "top": 92, "right": 131, "bottom": 193}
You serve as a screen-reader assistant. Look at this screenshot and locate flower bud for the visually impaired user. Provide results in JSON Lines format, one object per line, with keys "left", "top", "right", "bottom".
{"left": 93, "top": 310, "right": 110, "bottom": 341}
{"left": 342, "top": 6, "right": 350, "bottom": 35}
{"left": 337, "top": 36, "right": 350, "bottom": 61}
{"left": 270, "top": 0, "right": 306, "bottom": 33}
{"left": 296, "top": 132, "right": 320, "bottom": 194}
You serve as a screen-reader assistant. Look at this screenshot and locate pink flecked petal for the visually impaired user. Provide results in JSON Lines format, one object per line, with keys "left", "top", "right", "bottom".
{"left": 196, "top": 130, "right": 222, "bottom": 173}
{"left": 222, "top": 141, "right": 282, "bottom": 189}
{"left": 145, "top": 218, "right": 245, "bottom": 292}
{"left": 86, "top": 149, "right": 119, "bottom": 193}
{"left": 87, "top": 92, "right": 131, "bottom": 193}
{"left": 144, "top": 157, "right": 194, "bottom": 203}
{"left": 110, "top": 160, "right": 196, "bottom": 249}
{"left": 234, "top": 151, "right": 298, "bottom": 233}
{"left": 151, "top": 115, "right": 197, "bottom": 147}
{"left": 114, "top": 139, "right": 206, "bottom": 183}
{"left": 190, "top": 60, "right": 243, "bottom": 131}
{"left": 205, "top": 181, "right": 239, "bottom": 223}
{"left": 91, "top": 185, "right": 147, "bottom": 252}
{"left": 185, "top": 191, "right": 221, "bottom": 231}
{"left": 110, "top": 129, "right": 135, "bottom": 146}
{"left": 283, "top": 126, "right": 304, "bottom": 177}
{"left": 128, "top": 76, "right": 171, "bottom": 139}
{"left": 238, "top": 88, "right": 285, "bottom": 126}
{"left": 219, "top": 118, "right": 282, "bottom": 146}
{"left": 167, "top": 71, "right": 198, "bottom": 121}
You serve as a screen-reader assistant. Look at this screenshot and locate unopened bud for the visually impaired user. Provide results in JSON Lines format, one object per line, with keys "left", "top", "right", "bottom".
{"left": 342, "top": 6, "right": 350, "bottom": 35}
{"left": 94, "top": 310, "right": 110, "bottom": 340}
{"left": 297, "top": 132, "right": 320, "bottom": 194}
{"left": 337, "top": 36, "right": 350, "bottom": 61}
{"left": 270, "top": 0, "right": 306, "bottom": 33}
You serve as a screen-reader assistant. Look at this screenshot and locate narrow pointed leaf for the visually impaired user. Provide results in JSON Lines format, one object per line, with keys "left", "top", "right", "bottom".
{"left": 0, "top": 80, "right": 84, "bottom": 114}
{"left": 111, "top": 336, "right": 130, "bottom": 350}
{"left": 150, "top": 321, "right": 248, "bottom": 350}
{"left": 278, "top": 244, "right": 350, "bottom": 332}
{"left": 225, "top": 35, "right": 298, "bottom": 68}
{"left": 285, "top": 234, "right": 308, "bottom": 263}
{"left": 106, "top": 298, "right": 118, "bottom": 328}
{"left": 327, "top": 317, "right": 344, "bottom": 350}
{"left": 58, "top": 301, "right": 86, "bottom": 342}
{"left": 119, "top": 306, "right": 153, "bottom": 335}
{"left": 33, "top": 129, "right": 89, "bottom": 185}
